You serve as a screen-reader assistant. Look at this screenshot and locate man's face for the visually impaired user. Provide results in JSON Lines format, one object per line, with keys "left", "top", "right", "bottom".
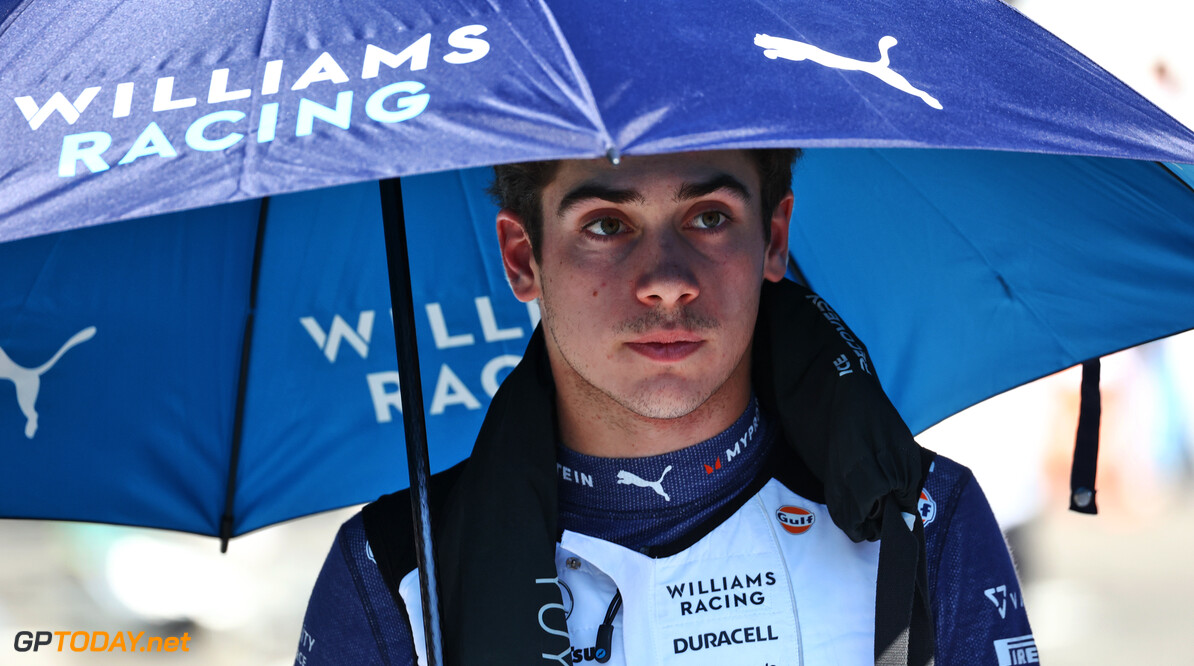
{"left": 498, "top": 150, "right": 791, "bottom": 424}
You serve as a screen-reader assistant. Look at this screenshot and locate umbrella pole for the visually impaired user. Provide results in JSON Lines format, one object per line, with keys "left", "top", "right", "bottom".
{"left": 219, "top": 196, "right": 271, "bottom": 553}
{"left": 379, "top": 178, "right": 445, "bottom": 665}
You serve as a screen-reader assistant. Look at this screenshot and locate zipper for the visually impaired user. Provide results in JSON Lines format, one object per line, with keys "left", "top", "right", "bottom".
{"left": 756, "top": 494, "right": 804, "bottom": 666}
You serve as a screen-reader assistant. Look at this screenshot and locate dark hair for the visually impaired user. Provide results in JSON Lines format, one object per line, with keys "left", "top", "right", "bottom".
{"left": 488, "top": 149, "right": 802, "bottom": 261}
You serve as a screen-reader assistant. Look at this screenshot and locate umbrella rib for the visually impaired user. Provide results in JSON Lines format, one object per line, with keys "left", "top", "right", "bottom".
{"left": 0, "top": 0, "right": 39, "bottom": 39}
{"left": 869, "top": 150, "right": 1079, "bottom": 361}
{"left": 531, "top": 0, "right": 615, "bottom": 154}
{"left": 1161, "top": 162, "right": 1194, "bottom": 195}
{"left": 219, "top": 195, "right": 270, "bottom": 552}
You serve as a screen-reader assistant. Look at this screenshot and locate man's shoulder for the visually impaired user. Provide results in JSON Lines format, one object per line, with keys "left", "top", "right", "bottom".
{"left": 918, "top": 451, "right": 1013, "bottom": 566}
{"left": 299, "top": 508, "right": 420, "bottom": 666}
{"left": 923, "top": 453, "right": 975, "bottom": 496}
{"left": 363, "top": 458, "right": 470, "bottom": 521}
{"left": 360, "top": 459, "right": 470, "bottom": 573}
{"left": 918, "top": 452, "right": 979, "bottom": 529}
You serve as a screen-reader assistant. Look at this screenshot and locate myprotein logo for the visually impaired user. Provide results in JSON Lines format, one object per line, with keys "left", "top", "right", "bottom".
{"left": 775, "top": 506, "right": 815, "bottom": 534}
{"left": 13, "top": 630, "right": 190, "bottom": 653}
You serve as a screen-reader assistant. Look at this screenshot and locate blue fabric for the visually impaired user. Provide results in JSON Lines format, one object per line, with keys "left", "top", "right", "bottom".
{"left": 791, "top": 149, "right": 1194, "bottom": 433}
{"left": 0, "top": 202, "right": 259, "bottom": 534}
{"left": 556, "top": 397, "right": 773, "bottom": 551}
{"left": 298, "top": 451, "right": 1031, "bottom": 665}
{"left": 5, "top": 0, "right": 1194, "bottom": 242}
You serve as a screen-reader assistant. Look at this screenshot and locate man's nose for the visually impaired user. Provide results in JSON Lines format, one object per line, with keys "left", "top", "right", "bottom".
{"left": 634, "top": 232, "right": 700, "bottom": 308}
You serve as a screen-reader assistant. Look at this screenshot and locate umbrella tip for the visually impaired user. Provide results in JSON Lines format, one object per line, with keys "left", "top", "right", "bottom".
{"left": 605, "top": 146, "right": 621, "bottom": 166}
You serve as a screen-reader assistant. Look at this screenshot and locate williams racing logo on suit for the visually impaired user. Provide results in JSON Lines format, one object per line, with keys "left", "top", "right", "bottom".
{"left": 551, "top": 479, "right": 878, "bottom": 664}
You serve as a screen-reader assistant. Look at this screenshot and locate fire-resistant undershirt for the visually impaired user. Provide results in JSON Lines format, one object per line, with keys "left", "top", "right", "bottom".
{"left": 555, "top": 396, "right": 772, "bottom": 551}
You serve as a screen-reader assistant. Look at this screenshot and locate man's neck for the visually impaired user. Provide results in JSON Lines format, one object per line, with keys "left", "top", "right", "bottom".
{"left": 553, "top": 355, "right": 753, "bottom": 459}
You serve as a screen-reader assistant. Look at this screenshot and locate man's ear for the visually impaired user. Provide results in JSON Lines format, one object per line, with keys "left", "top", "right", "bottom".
{"left": 763, "top": 191, "right": 794, "bottom": 283}
{"left": 496, "top": 209, "right": 541, "bottom": 302}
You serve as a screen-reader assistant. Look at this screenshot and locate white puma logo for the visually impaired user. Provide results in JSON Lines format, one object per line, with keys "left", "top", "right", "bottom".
{"left": 616, "top": 465, "right": 673, "bottom": 501}
{"left": 755, "top": 33, "right": 943, "bottom": 110}
{"left": 0, "top": 326, "right": 96, "bottom": 439}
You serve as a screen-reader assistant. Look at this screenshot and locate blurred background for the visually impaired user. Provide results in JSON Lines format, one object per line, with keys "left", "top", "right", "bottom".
{"left": 2, "top": 1, "right": 1192, "bottom": 664}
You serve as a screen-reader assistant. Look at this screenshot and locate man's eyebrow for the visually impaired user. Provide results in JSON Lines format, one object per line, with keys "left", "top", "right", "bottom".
{"left": 556, "top": 184, "right": 646, "bottom": 218}
{"left": 674, "top": 174, "right": 751, "bottom": 203}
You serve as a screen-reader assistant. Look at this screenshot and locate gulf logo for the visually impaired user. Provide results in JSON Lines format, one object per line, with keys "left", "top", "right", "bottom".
{"left": 775, "top": 506, "right": 815, "bottom": 535}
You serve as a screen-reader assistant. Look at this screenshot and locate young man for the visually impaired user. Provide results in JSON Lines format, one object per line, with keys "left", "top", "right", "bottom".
{"left": 296, "top": 150, "right": 1034, "bottom": 665}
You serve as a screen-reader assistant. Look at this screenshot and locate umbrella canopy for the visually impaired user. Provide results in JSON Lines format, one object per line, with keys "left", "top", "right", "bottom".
{"left": 2, "top": 0, "right": 1194, "bottom": 541}
{"left": 5, "top": 0, "right": 1194, "bottom": 240}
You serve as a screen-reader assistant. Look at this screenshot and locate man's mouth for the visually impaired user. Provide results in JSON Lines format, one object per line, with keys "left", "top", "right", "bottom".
{"left": 625, "top": 333, "right": 705, "bottom": 362}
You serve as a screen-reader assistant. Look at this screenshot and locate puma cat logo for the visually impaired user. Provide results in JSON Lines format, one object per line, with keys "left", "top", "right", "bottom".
{"left": 0, "top": 326, "right": 96, "bottom": 438}
{"left": 616, "top": 466, "right": 674, "bottom": 501}
{"left": 755, "top": 33, "right": 943, "bottom": 109}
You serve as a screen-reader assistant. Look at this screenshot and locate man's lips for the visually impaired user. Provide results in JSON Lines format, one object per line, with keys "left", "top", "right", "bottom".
{"left": 625, "top": 334, "right": 705, "bottom": 362}
{"left": 629, "top": 330, "right": 703, "bottom": 344}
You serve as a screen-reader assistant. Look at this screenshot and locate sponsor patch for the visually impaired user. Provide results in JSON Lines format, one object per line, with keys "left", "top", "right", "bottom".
{"left": 557, "top": 462, "right": 595, "bottom": 488}
{"left": 984, "top": 584, "right": 1020, "bottom": 619}
{"left": 615, "top": 467, "right": 672, "bottom": 501}
{"left": 755, "top": 33, "right": 944, "bottom": 110}
{"left": 568, "top": 645, "right": 611, "bottom": 663}
{"left": 673, "top": 625, "right": 779, "bottom": 653}
{"left": 993, "top": 634, "right": 1038, "bottom": 666}
{"left": 775, "top": 506, "right": 815, "bottom": 535}
{"left": 918, "top": 489, "right": 937, "bottom": 526}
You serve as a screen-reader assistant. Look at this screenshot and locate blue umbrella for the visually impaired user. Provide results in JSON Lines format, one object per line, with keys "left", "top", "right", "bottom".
{"left": 3, "top": 0, "right": 1194, "bottom": 660}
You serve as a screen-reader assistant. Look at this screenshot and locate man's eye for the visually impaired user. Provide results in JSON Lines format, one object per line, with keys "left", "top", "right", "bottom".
{"left": 692, "top": 211, "right": 728, "bottom": 230}
{"left": 585, "top": 217, "right": 625, "bottom": 236}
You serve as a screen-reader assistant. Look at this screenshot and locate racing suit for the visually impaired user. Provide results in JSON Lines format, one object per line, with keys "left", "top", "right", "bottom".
{"left": 296, "top": 281, "right": 1035, "bottom": 665}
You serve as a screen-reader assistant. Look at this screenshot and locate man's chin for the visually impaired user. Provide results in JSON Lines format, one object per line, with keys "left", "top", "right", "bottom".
{"left": 614, "top": 383, "right": 715, "bottom": 421}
